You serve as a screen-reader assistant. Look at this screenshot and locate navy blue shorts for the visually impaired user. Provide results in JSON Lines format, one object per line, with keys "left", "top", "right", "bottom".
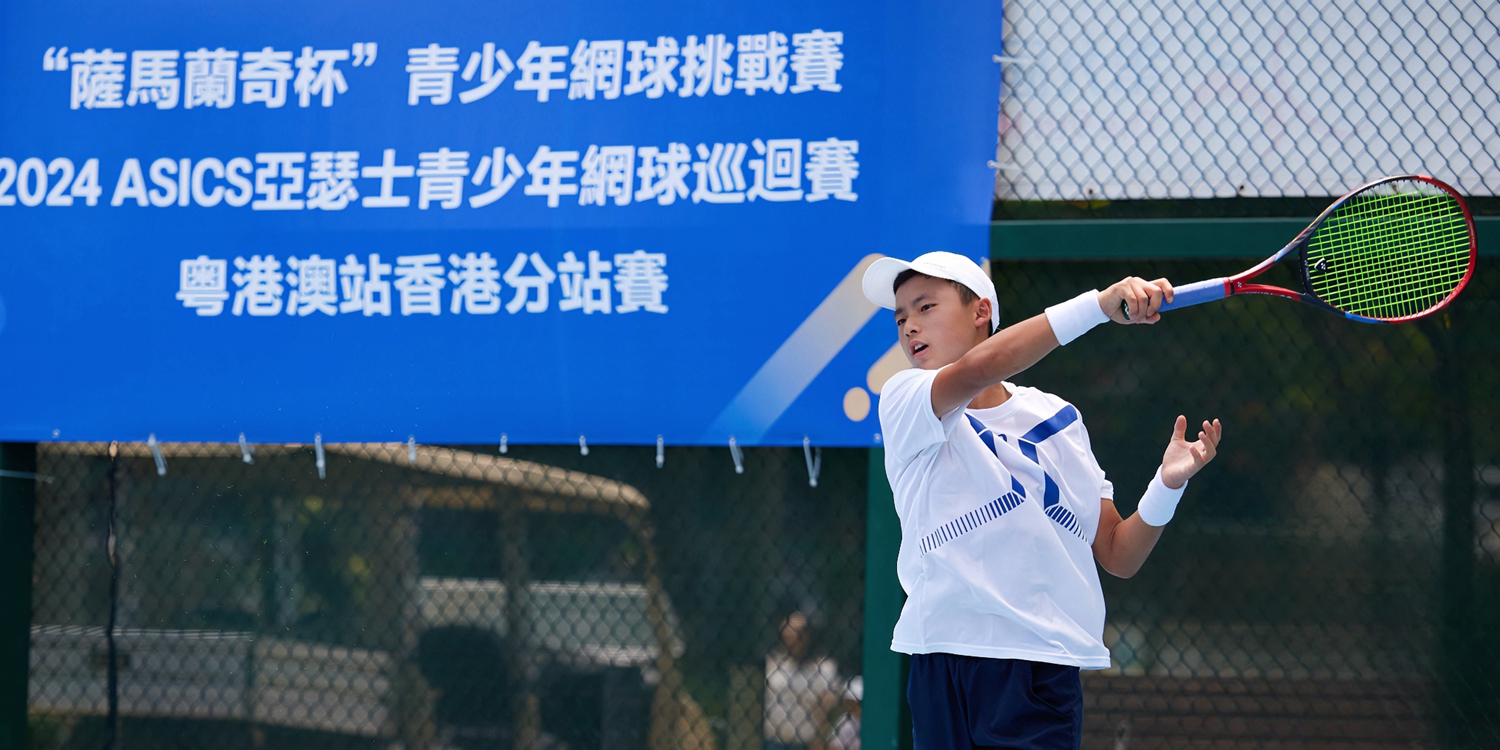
{"left": 908, "top": 653, "right": 1083, "bottom": 750}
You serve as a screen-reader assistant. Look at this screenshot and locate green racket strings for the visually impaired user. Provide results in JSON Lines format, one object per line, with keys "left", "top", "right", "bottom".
{"left": 1305, "top": 180, "right": 1471, "bottom": 320}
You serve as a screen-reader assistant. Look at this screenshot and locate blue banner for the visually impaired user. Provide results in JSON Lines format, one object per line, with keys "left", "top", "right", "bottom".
{"left": 0, "top": 0, "right": 1003, "bottom": 446}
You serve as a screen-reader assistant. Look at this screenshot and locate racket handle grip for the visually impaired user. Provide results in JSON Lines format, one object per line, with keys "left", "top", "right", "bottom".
{"left": 1159, "top": 278, "right": 1229, "bottom": 312}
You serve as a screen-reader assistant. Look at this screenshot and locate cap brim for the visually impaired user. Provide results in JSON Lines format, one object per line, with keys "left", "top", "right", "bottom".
{"left": 861, "top": 257, "right": 915, "bottom": 310}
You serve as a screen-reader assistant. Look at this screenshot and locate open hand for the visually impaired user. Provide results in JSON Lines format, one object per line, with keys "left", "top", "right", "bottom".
{"left": 1160, "top": 415, "right": 1222, "bottom": 489}
{"left": 1099, "top": 277, "right": 1174, "bottom": 324}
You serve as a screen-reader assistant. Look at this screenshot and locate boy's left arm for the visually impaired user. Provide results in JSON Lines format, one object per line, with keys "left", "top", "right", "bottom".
{"left": 1092, "top": 415, "right": 1223, "bottom": 578}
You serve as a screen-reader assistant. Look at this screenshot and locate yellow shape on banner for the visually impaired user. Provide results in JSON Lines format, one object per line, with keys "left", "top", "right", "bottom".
{"left": 843, "top": 387, "right": 871, "bottom": 421}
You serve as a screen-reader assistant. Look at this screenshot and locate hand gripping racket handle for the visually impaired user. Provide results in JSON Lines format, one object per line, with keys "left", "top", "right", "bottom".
{"left": 1159, "top": 278, "right": 1229, "bottom": 313}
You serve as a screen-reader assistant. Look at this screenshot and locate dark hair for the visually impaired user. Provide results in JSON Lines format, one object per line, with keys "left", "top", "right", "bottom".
{"left": 892, "top": 269, "right": 996, "bottom": 335}
{"left": 893, "top": 269, "right": 978, "bottom": 305}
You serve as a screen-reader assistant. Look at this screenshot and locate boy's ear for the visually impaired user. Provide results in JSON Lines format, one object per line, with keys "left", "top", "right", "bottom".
{"left": 975, "top": 298, "right": 993, "bottom": 331}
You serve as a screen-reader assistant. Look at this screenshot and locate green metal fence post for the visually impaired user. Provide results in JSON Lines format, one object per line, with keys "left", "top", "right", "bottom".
{"left": 1430, "top": 309, "right": 1482, "bottom": 746}
{"left": 0, "top": 443, "right": 37, "bottom": 750}
{"left": 862, "top": 448, "right": 910, "bottom": 750}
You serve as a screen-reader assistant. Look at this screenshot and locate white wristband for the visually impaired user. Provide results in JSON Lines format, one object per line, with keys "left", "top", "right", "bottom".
{"left": 1137, "top": 467, "right": 1186, "bottom": 527}
{"left": 1045, "top": 290, "right": 1109, "bottom": 345}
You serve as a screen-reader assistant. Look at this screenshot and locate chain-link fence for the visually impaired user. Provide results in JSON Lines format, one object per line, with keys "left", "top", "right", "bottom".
{"left": 991, "top": 256, "right": 1500, "bottom": 748}
{"left": 997, "top": 0, "right": 1500, "bottom": 202}
{"left": 24, "top": 443, "right": 867, "bottom": 750}
{"left": 989, "top": 0, "right": 1500, "bottom": 742}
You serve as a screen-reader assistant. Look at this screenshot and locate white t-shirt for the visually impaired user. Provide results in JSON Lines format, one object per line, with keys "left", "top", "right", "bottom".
{"left": 764, "top": 652, "right": 844, "bottom": 743}
{"left": 829, "top": 714, "right": 860, "bottom": 750}
{"left": 879, "top": 367, "right": 1115, "bottom": 669}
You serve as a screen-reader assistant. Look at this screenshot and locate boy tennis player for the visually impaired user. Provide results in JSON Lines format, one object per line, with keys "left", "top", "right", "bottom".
{"left": 861, "top": 252, "right": 1223, "bottom": 749}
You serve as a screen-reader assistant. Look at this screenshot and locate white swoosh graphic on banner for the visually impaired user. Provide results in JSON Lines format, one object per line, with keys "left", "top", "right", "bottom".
{"left": 704, "top": 254, "right": 885, "bottom": 444}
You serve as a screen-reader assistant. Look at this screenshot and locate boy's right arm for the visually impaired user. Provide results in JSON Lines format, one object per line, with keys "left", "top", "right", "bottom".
{"left": 929, "top": 276, "right": 1172, "bottom": 417}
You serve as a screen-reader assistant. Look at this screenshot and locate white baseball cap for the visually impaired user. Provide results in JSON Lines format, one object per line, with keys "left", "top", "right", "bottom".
{"left": 862, "top": 251, "right": 1000, "bottom": 332}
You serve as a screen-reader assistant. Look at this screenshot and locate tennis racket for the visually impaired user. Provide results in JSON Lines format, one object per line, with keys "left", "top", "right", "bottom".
{"left": 1127, "top": 175, "right": 1476, "bottom": 323}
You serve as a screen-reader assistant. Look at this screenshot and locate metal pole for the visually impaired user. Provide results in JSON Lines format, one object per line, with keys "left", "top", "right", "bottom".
{"left": 0, "top": 443, "right": 38, "bottom": 750}
{"left": 861, "top": 448, "right": 910, "bottom": 750}
{"left": 1431, "top": 310, "right": 1480, "bottom": 747}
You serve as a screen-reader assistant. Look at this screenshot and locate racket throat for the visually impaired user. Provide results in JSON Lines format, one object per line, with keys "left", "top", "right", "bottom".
{"left": 1228, "top": 280, "right": 1302, "bottom": 301}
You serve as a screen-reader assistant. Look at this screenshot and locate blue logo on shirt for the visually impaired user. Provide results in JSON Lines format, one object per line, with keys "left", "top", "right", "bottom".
{"left": 920, "top": 406, "right": 1090, "bottom": 556}
{"left": 969, "top": 408, "right": 1088, "bottom": 541}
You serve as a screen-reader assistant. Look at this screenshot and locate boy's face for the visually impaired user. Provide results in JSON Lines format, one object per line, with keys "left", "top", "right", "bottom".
{"left": 893, "top": 274, "right": 988, "bottom": 370}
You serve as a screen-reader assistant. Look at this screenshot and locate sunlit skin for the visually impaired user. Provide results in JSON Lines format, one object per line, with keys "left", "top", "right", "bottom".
{"left": 891, "top": 273, "right": 1224, "bottom": 578}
